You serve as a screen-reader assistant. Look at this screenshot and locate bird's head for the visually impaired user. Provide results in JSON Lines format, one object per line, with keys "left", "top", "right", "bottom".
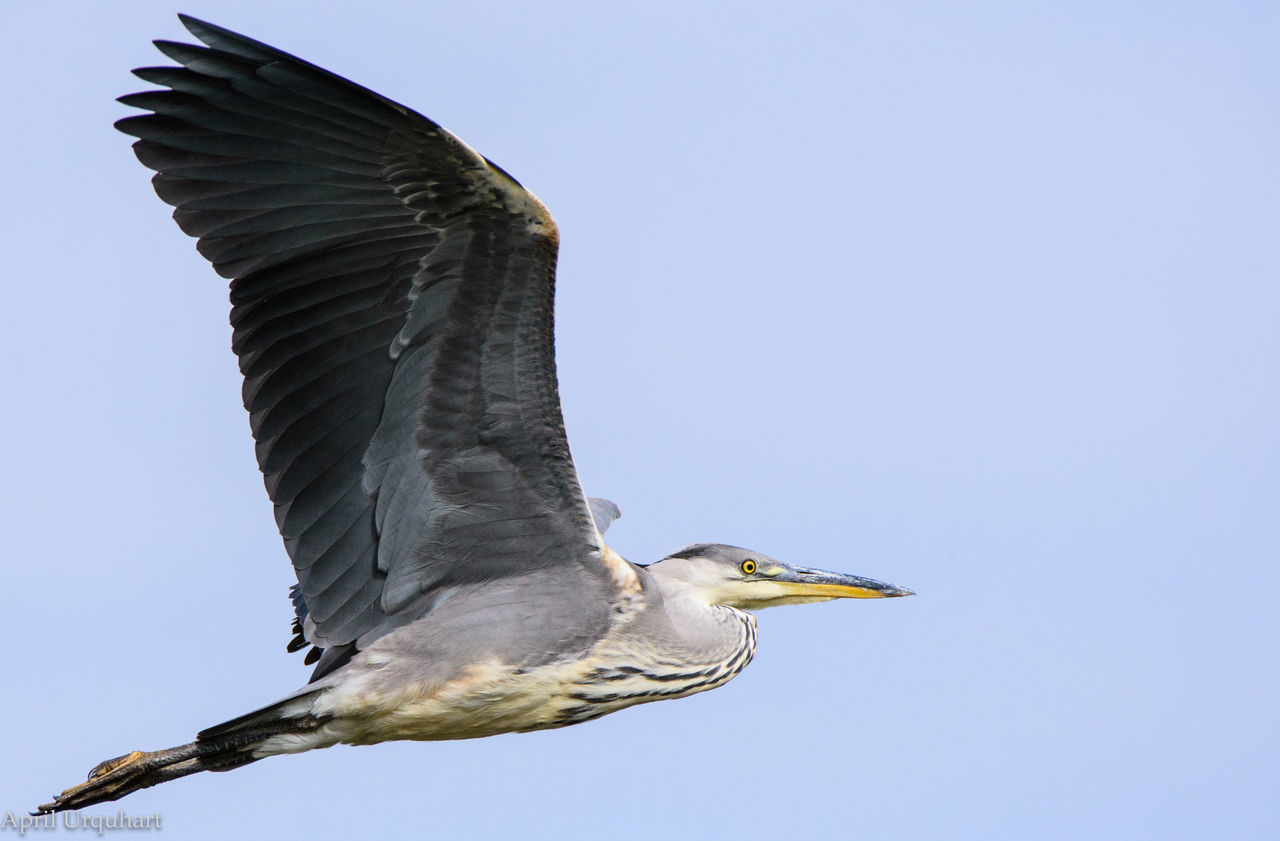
{"left": 648, "top": 543, "right": 913, "bottom": 611}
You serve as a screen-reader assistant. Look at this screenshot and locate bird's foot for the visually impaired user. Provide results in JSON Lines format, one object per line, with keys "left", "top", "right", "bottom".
{"left": 36, "top": 750, "right": 156, "bottom": 814}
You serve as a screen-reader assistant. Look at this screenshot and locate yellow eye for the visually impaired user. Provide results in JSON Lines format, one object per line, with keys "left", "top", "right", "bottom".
{"left": 741, "top": 559, "right": 757, "bottom": 575}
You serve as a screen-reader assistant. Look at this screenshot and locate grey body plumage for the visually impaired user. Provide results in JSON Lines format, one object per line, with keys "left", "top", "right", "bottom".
{"left": 37, "top": 17, "right": 911, "bottom": 814}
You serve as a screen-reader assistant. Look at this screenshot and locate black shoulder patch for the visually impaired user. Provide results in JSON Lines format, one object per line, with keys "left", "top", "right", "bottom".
{"left": 665, "top": 544, "right": 713, "bottom": 560}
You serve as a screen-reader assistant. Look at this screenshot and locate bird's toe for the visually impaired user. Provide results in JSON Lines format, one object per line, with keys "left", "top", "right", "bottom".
{"left": 36, "top": 750, "right": 155, "bottom": 814}
{"left": 88, "top": 750, "right": 146, "bottom": 780}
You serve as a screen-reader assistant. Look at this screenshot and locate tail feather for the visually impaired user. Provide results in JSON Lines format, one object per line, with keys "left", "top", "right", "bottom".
{"left": 36, "top": 711, "right": 326, "bottom": 814}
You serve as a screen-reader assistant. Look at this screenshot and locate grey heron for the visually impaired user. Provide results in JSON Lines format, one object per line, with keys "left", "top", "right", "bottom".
{"left": 38, "top": 16, "right": 912, "bottom": 814}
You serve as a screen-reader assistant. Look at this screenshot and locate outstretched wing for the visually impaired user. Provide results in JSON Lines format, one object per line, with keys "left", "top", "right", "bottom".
{"left": 117, "top": 16, "right": 629, "bottom": 671}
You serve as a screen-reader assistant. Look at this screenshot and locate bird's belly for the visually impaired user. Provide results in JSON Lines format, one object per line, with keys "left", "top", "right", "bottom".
{"left": 302, "top": 657, "right": 629, "bottom": 747}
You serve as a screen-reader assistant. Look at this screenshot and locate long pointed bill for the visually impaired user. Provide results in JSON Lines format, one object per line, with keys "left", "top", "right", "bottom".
{"left": 766, "top": 565, "right": 915, "bottom": 600}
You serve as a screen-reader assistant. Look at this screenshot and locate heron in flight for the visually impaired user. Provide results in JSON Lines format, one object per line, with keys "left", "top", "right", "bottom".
{"left": 39, "top": 16, "right": 912, "bottom": 814}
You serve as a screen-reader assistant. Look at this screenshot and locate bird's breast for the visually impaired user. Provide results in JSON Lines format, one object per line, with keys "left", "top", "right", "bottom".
{"left": 547, "top": 604, "right": 759, "bottom": 727}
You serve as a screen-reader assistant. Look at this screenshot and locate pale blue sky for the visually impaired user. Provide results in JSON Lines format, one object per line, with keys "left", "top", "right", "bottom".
{"left": 3, "top": 2, "right": 1277, "bottom": 839}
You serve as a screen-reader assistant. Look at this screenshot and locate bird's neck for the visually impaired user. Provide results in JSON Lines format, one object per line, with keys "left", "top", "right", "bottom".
{"left": 607, "top": 587, "right": 758, "bottom": 684}
{"left": 553, "top": 588, "right": 757, "bottom": 725}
